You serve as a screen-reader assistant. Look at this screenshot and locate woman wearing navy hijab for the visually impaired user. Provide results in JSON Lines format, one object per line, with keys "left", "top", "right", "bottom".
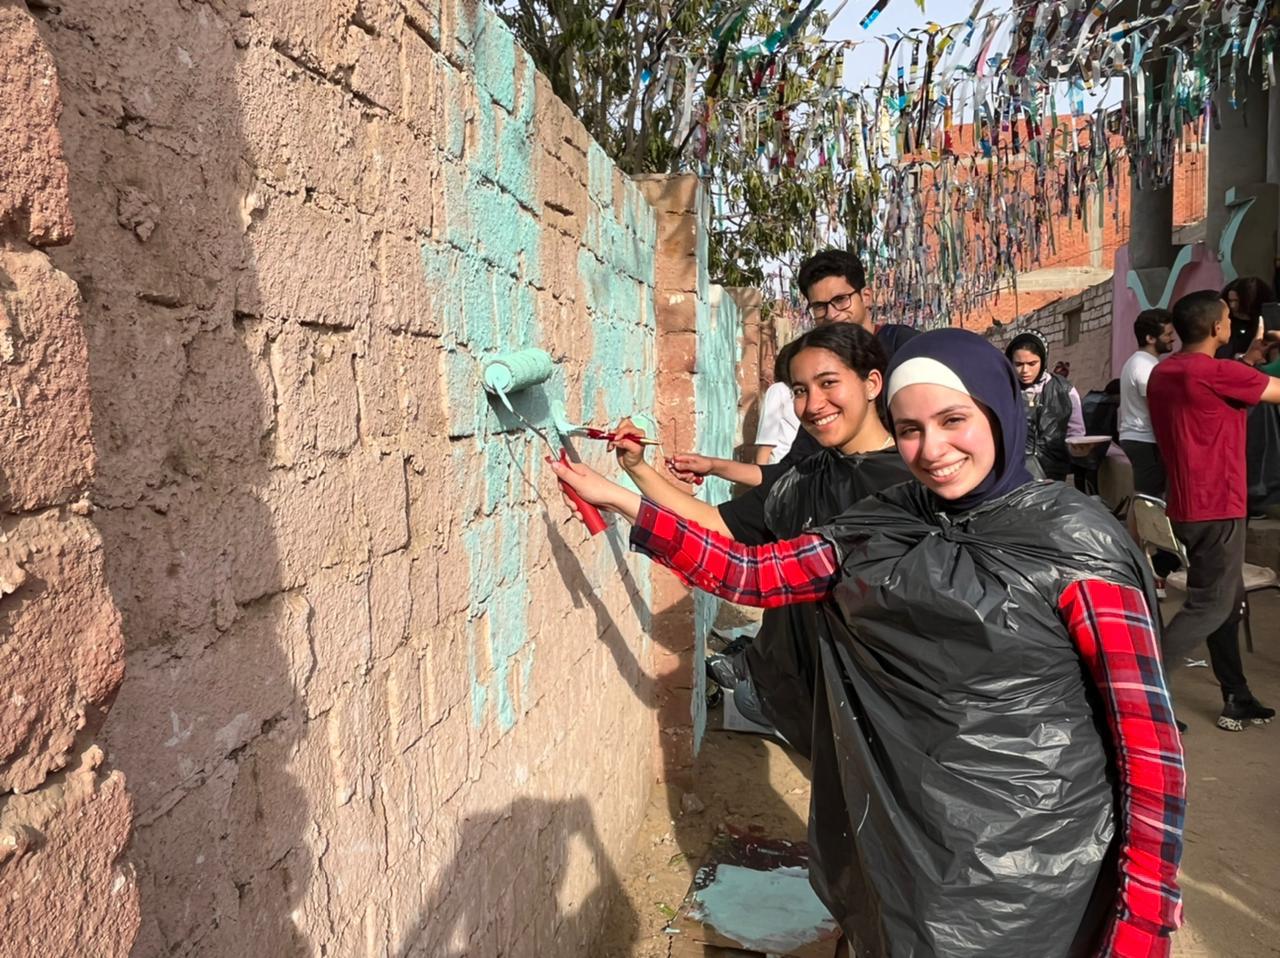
{"left": 551, "top": 329, "right": 1186, "bottom": 958}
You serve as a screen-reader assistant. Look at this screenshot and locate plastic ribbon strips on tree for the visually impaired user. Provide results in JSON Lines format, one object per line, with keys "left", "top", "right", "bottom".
{"left": 658, "top": 0, "right": 1276, "bottom": 324}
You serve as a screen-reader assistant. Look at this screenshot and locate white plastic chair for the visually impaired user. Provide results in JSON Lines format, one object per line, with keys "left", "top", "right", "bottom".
{"left": 1131, "top": 494, "right": 1279, "bottom": 653}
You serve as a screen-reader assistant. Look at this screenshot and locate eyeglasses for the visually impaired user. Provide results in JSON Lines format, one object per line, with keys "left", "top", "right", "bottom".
{"left": 806, "top": 291, "right": 859, "bottom": 319}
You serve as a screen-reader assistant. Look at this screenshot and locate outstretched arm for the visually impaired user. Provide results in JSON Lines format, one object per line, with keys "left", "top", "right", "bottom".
{"left": 622, "top": 461, "right": 734, "bottom": 536}
{"left": 1058, "top": 579, "right": 1185, "bottom": 957}
{"left": 629, "top": 499, "right": 836, "bottom": 607}
{"left": 610, "top": 422, "right": 733, "bottom": 537}
{"left": 668, "top": 453, "right": 764, "bottom": 487}
{"left": 548, "top": 463, "right": 836, "bottom": 606}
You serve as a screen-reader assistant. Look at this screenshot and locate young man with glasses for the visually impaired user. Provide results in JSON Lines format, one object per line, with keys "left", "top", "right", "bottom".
{"left": 675, "top": 250, "right": 919, "bottom": 519}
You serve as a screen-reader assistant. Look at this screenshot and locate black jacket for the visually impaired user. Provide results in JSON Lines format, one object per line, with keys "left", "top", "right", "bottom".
{"left": 743, "top": 449, "right": 913, "bottom": 756}
{"left": 1023, "top": 373, "right": 1074, "bottom": 479}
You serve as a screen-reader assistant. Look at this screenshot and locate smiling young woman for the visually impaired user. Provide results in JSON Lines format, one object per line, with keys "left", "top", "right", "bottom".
{"left": 602, "top": 323, "right": 912, "bottom": 754}
{"left": 550, "top": 328, "right": 1185, "bottom": 958}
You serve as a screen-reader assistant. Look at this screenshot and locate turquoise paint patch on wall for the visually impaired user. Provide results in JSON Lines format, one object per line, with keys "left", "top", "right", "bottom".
{"left": 425, "top": 4, "right": 659, "bottom": 733}
{"left": 576, "top": 146, "right": 659, "bottom": 619}
{"left": 691, "top": 278, "right": 743, "bottom": 752}
{"left": 424, "top": 5, "right": 546, "bottom": 734}
{"left": 473, "top": 11, "right": 518, "bottom": 112}
{"left": 496, "top": 58, "right": 538, "bottom": 211}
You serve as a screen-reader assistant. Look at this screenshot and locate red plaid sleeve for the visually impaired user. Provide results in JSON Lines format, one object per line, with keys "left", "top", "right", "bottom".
{"left": 1059, "top": 579, "right": 1186, "bottom": 958}
{"left": 629, "top": 498, "right": 837, "bottom": 606}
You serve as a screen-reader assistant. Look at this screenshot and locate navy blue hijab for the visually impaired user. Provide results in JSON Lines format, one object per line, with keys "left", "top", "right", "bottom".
{"left": 884, "top": 328, "right": 1035, "bottom": 512}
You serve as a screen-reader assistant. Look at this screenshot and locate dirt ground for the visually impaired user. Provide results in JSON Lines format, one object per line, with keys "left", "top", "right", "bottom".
{"left": 602, "top": 591, "right": 1280, "bottom": 958}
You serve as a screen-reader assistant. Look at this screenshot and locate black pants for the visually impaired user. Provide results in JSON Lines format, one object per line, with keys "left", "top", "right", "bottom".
{"left": 1120, "top": 439, "right": 1167, "bottom": 495}
{"left": 1163, "top": 518, "right": 1249, "bottom": 699}
{"left": 1121, "top": 440, "right": 1182, "bottom": 578}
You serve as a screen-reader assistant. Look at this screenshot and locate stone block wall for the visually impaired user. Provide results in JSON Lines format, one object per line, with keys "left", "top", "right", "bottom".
{"left": 12, "top": 1, "right": 744, "bottom": 954}
{"left": 726, "top": 287, "right": 766, "bottom": 455}
{"left": 634, "top": 174, "right": 744, "bottom": 781}
{"left": 0, "top": 2, "right": 138, "bottom": 953}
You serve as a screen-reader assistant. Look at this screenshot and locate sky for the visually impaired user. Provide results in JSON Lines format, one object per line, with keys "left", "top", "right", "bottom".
{"left": 827, "top": 0, "right": 984, "bottom": 86}
{"left": 823, "top": 0, "right": 1123, "bottom": 105}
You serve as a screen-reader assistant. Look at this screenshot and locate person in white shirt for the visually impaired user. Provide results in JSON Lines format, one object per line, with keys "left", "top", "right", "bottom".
{"left": 1118, "top": 308, "right": 1176, "bottom": 496}
{"left": 1119, "top": 308, "right": 1179, "bottom": 586}
{"left": 753, "top": 351, "right": 801, "bottom": 464}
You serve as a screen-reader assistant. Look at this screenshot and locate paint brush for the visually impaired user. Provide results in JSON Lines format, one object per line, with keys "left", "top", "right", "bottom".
{"left": 578, "top": 427, "right": 662, "bottom": 446}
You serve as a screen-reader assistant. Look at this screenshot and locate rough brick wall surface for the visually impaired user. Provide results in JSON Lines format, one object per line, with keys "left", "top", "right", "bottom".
{"left": 0, "top": 2, "right": 138, "bottom": 954}
{"left": 25, "top": 0, "right": 725, "bottom": 954}
{"left": 953, "top": 147, "right": 1208, "bottom": 332}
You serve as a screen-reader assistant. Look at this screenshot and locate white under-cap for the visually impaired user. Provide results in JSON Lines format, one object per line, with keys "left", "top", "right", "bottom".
{"left": 885, "top": 357, "right": 971, "bottom": 407}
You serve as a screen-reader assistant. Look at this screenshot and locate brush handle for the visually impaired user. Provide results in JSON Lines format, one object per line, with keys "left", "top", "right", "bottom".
{"left": 558, "top": 450, "right": 608, "bottom": 536}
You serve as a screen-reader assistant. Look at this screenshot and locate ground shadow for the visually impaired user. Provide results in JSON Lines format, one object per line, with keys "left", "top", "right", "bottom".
{"left": 41, "top": 4, "right": 311, "bottom": 954}
{"left": 542, "top": 504, "right": 809, "bottom": 955}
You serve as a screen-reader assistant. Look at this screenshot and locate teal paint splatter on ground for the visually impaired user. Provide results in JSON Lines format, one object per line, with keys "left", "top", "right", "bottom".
{"left": 691, "top": 864, "right": 840, "bottom": 953}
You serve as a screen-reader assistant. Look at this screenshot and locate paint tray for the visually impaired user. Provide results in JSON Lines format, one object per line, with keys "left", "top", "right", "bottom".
{"left": 665, "top": 826, "right": 842, "bottom": 958}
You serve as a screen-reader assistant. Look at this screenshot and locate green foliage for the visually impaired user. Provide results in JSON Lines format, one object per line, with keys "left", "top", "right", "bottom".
{"left": 495, "top": 0, "right": 837, "bottom": 288}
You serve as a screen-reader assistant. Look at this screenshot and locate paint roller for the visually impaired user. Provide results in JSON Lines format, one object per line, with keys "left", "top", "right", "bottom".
{"left": 481, "top": 349, "right": 608, "bottom": 536}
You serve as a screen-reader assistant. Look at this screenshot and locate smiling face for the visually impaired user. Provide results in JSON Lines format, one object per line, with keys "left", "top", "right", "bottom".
{"left": 889, "top": 384, "right": 998, "bottom": 499}
{"left": 1154, "top": 322, "right": 1176, "bottom": 354}
{"left": 1009, "top": 348, "right": 1042, "bottom": 386}
{"left": 789, "top": 346, "right": 883, "bottom": 453}
{"left": 804, "top": 275, "right": 871, "bottom": 329}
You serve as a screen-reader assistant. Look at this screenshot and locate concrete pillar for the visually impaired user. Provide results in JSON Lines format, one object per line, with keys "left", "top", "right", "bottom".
{"left": 1128, "top": 179, "right": 1175, "bottom": 269}
{"left": 1206, "top": 73, "right": 1271, "bottom": 250}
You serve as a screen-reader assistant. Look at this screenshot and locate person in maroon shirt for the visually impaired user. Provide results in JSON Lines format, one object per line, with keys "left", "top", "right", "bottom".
{"left": 1147, "top": 289, "right": 1280, "bottom": 730}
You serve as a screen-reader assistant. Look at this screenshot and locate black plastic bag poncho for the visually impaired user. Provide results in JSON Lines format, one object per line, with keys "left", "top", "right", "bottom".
{"left": 803, "top": 478, "right": 1159, "bottom": 958}
{"left": 744, "top": 448, "right": 914, "bottom": 756}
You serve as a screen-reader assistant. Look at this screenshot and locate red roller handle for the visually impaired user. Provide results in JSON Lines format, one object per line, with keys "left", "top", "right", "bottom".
{"left": 558, "top": 450, "right": 608, "bottom": 536}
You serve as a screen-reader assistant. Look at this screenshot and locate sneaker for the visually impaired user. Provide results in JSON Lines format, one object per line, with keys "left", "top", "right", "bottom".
{"left": 1217, "top": 695, "right": 1276, "bottom": 732}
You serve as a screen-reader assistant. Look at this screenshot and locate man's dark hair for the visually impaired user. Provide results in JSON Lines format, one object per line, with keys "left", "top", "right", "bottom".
{"left": 781, "top": 322, "right": 886, "bottom": 385}
{"left": 1170, "top": 290, "right": 1226, "bottom": 345}
{"left": 1133, "top": 308, "right": 1171, "bottom": 348}
{"left": 796, "top": 250, "right": 867, "bottom": 299}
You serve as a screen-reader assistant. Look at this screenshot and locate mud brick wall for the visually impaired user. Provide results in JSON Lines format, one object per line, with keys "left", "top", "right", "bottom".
{"left": 0, "top": 2, "right": 138, "bottom": 954}
{"left": 10, "top": 0, "right": 748, "bottom": 954}
{"left": 634, "top": 175, "right": 744, "bottom": 780}
{"left": 726, "top": 286, "right": 766, "bottom": 456}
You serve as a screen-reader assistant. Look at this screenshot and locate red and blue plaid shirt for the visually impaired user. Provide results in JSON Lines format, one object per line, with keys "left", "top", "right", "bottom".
{"left": 631, "top": 498, "right": 1185, "bottom": 957}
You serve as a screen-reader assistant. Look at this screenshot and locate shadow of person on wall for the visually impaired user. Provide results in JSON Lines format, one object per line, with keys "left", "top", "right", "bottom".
{"left": 39, "top": 3, "right": 313, "bottom": 954}
{"left": 395, "top": 796, "right": 638, "bottom": 957}
{"left": 541, "top": 506, "right": 810, "bottom": 954}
